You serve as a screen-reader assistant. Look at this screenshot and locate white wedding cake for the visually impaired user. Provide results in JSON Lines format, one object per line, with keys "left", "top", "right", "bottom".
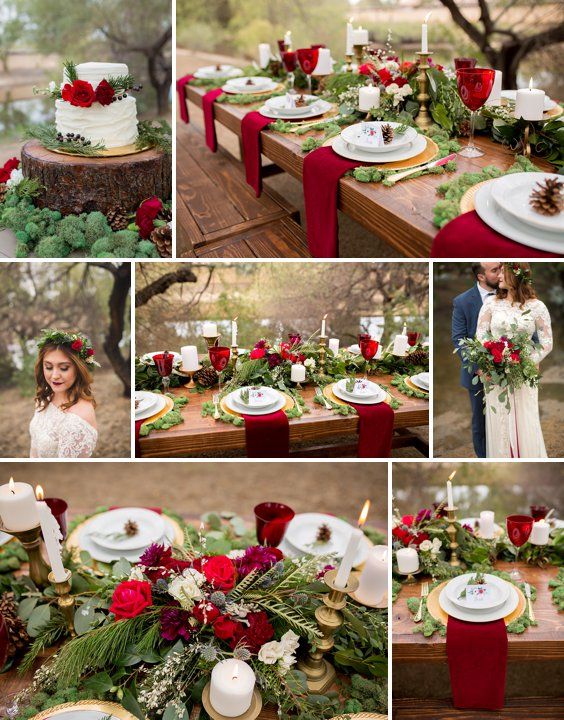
{"left": 55, "top": 62, "right": 138, "bottom": 149}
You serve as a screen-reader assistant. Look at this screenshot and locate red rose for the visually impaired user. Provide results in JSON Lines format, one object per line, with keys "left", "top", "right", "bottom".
{"left": 392, "top": 526, "right": 410, "bottom": 545}
{"left": 399, "top": 61, "right": 414, "bottom": 73}
{"left": 401, "top": 515, "right": 414, "bottom": 527}
{"left": 394, "top": 77, "right": 408, "bottom": 88}
{"left": 234, "top": 610, "right": 275, "bottom": 654}
{"left": 136, "top": 196, "right": 163, "bottom": 239}
{"left": 510, "top": 350, "right": 521, "bottom": 363}
{"left": 377, "top": 68, "right": 393, "bottom": 86}
{"left": 61, "top": 79, "right": 96, "bottom": 108}
{"left": 109, "top": 580, "right": 152, "bottom": 620}
{"left": 202, "top": 555, "right": 236, "bottom": 591}
{"left": 95, "top": 79, "right": 115, "bottom": 106}
{"left": 193, "top": 601, "right": 220, "bottom": 625}
{"left": 71, "top": 339, "right": 83, "bottom": 351}
{"left": 358, "top": 62, "right": 376, "bottom": 76}
{"left": 213, "top": 615, "right": 241, "bottom": 642}
{"left": 249, "top": 347, "right": 266, "bottom": 359}
{"left": 86, "top": 348, "right": 95, "bottom": 357}
{"left": 0, "top": 157, "right": 20, "bottom": 183}
{"left": 412, "top": 532, "right": 430, "bottom": 547}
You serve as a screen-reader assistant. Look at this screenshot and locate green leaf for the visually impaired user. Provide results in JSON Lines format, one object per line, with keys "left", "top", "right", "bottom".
{"left": 18, "top": 596, "right": 39, "bottom": 621}
{"left": 112, "top": 558, "right": 132, "bottom": 578}
{"left": 286, "top": 668, "right": 308, "bottom": 693}
{"left": 84, "top": 671, "right": 114, "bottom": 693}
{"left": 163, "top": 702, "right": 189, "bottom": 720}
{"left": 202, "top": 512, "right": 222, "bottom": 530}
{"left": 27, "top": 604, "right": 51, "bottom": 637}
{"left": 122, "top": 688, "right": 144, "bottom": 720}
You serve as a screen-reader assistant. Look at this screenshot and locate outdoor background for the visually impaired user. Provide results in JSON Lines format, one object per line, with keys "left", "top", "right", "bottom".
{"left": 135, "top": 261, "right": 429, "bottom": 354}
{"left": 3, "top": 461, "right": 388, "bottom": 531}
{"left": 0, "top": 262, "right": 131, "bottom": 458}
{"left": 393, "top": 461, "right": 564, "bottom": 521}
{"left": 433, "top": 262, "right": 564, "bottom": 458}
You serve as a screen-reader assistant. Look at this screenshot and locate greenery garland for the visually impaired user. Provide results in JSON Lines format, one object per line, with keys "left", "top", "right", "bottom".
{"left": 390, "top": 374, "right": 428, "bottom": 399}
{"left": 136, "top": 120, "right": 172, "bottom": 155}
{"left": 549, "top": 568, "right": 564, "bottom": 611}
{"left": 217, "top": 90, "right": 285, "bottom": 105}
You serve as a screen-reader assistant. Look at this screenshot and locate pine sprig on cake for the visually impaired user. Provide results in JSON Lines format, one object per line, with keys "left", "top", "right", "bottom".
{"left": 25, "top": 124, "right": 106, "bottom": 156}
{"left": 107, "top": 74, "right": 137, "bottom": 92}
{"left": 63, "top": 59, "right": 78, "bottom": 82}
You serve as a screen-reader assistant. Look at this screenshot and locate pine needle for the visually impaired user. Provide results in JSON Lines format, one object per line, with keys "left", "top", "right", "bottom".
{"left": 19, "top": 611, "right": 67, "bottom": 674}
{"left": 24, "top": 124, "right": 106, "bottom": 156}
{"left": 63, "top": 60, "right": 78, "bottom": 83}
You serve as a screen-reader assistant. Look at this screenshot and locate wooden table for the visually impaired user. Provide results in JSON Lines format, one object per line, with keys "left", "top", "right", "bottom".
{"left": 183, "top": 85, "right": 553, "bottom": 257}
{"left": 138, "top": 375, "right": 429, "bottom": 457}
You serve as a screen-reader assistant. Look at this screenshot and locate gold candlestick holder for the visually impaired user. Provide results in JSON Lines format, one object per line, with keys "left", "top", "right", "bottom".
{"left": 0, "top": 520, "right": 50, "bottom": 587}
{"left": 414, "top": 52, "right": 434, "bottom": 130}
{"left": 203, "top": 334, "right": 220, "bottom": 349}
{"left": 345, "top": 54, "right": 353, "bottom": 72}
{"left": 523, "top": 123, "right": 532, "bottom": 158}
{"left": 297, "top": 568, "right": 359, "bottom": 693}
{"left": 178, "top": 364, "right": 202, "bottom": 390}
{"left": 318, "top": 335, "right": 328, "bottom": 372}
{"left": 202, "top": 684, "right": 262, "bottom": 720}
{"left": 353, "top": 44, "right": 365, "bottom": 69}
{"left": 49, "top": 569, "right": 76, "bottom": 637}
{"left": 446, "top": 506, "right": 461, "bottom": 567}
{"left": 231, "top": 345, "right": 239, "bottom": 361}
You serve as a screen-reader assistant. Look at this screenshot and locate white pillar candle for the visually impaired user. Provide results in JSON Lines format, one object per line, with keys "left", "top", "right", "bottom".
{"left": 351, "top": 27, "right": 369, "bottom": 46}
{"left": 421, "top": 12, "right": 432, "bottom": 53}
{"left": 359, "top": 85, "right": 380, "bottom": 112}
{"left": 355, "top": 545, "right": 388, "bottom": 605}
{"left": 203, "top": 321, "right": 218, "bottom": 337}
{"left": 0, "top": 479, "right": 39, "bottom": 531}
{"left": 514, "top": 78, "right": 545, "bottom": 121}
{"left": 284, "top": 30, "right": 292, "bottom": 49}
{"left": 258, "top": 43, "right": 272, "bottom": 70}
{"left": 313, "top": 48, "right": 333, "bottom": 76}
{"left": 209, "top": 659, "right": 255, "bottom": 717}
{"left": 392, "top": 334, "right": 408, "bottom": 356}
{"left": 321, "top": 313, "right": 327, "bottom": 337}
{"left": 290, "top": 364, "right": 306, "bottom": 382}
{"left": 346, "top": 18, "right": 353, "bottom": 56}
{"left": 181, "top": 345, "right": 199, "bottom": 372}
{"left": 231, "top": 317, "right": 238, "bottom": 347}
{"left": 35, "top": 486, "right": 66, "bottom": 582}
{"left": 446, "top": 480, "right": 454, "bottom": 510}
{"left": 479, "top": 510, "right": 495, "bottom": 539}
{"left": 335, "top": 500, "right": 370, "bottom": 589}
{"left": 396, "top": 547, "right": 419, "bottom": 574}
{"left": 485, "top": 70, "right": 502, "bottom": 106}
{"left": 328, "top": 338, "right": 340, "bottom": 354}
{"left": 529, "top": 520, "right": 550, "bottom": 546}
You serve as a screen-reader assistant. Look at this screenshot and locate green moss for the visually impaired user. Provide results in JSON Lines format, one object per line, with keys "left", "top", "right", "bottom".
{"left": 35, "top": 236, "right": 71, "bottom": 257}
{"left": 58, "top": 215, "right": 87, "bottom": 249}
{"left": 84, "top": 212, "right": 112, "bottom": 244}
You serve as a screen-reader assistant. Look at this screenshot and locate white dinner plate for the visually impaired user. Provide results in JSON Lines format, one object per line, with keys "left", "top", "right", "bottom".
{"left": 439, "top": 582, "right": 519, "bottom": 623}
{"left": 264, "top": 93, "right": 320, "bottom": 116}
{"left": 501, "top": 90, "right": 556, "bottom": 112}
{"left": 0, "top": 531, "right": 12, "bottom": 546}
{"left": 86, "top": 508, "right": 165, "bottom": 551}
{"left": 232, "top": 385, "right": 279, "bottom": 409}
{"left": 224, "top": 389, "right": 286, "bottom": 415}
{"left": 446, "top": 573, "right": 510, "bottom": 611}
{"left": 35, "top": 709, "right": 134, "bottom": 720}
{"left": 333, "top": 383, "right": 386, "bottom": 405}
{"left": 410, "top": 372, "right": 429, "bottom": 390}
{"left": 341, "top": 121, "right": 418, "bottom": 153}
{"left": 335, "top": 378, "right": 382, "bottom": 399}
{"left": 134, "top": 392, "right": 166, "bottom": 421}
{"left": 474, "top": 181, "right": 564, "bottom": 254}
{"left": 140, "top": 351, "right": 182, "bottom": 367}
{"left": 331, "top": 133, "right": 427, "bottom": 164}
{"left": 134, "top": 391, "right": 157, "bottom": 417}
{"left": 194, "top": 65, "right": 243, "bottom": 80}
{"left": 223, "top": 76, "right": 276, "bottom": 94}
{"left": 490, "top": 173, "right": 564, "bottom": 234}
{"left": 285, "top": 513, "right": 371, "bottom": 566}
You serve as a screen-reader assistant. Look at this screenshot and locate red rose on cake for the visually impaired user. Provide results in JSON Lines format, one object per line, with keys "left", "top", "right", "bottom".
{"left": 62, "top": 79, "right": 97, "bottom": 108}
{"left": 95, "top": 79, "right": 115, "bottom": 106}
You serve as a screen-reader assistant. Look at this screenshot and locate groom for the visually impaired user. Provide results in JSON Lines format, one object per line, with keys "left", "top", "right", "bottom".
{"left": 452, "top": 262, "right": 501, "bottom": 458}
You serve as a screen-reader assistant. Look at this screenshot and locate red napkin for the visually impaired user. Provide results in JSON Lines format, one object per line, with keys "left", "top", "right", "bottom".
{"left": 303, "top": 147, "right": 360, "bottom": 258}
{"left": 241, "top": 112, "right": 273, "bottom": 196}
{"left": 176, "top": 74, "right": 194, "bottom": 123}
{"left": 447, "top": 616, "right": 508, "bottom": 710}
{"left": 346, "top": 401, "right": 394, "bottom": 458}
{"left": 134, "top": 418, "right": 144, "bottom": 458}
{"left": 432, "top": 210, "right": 556, "bottom": 258}
{"left": 202, "top": 88, "right": 224, "bottom": 152}
{"left": 241, "top": 410, "right": 290, "bottom": 457}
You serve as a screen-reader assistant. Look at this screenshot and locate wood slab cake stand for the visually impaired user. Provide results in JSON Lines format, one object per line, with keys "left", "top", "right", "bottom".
{"left": 21, "top": 140, "right": 172, "bottom": 215}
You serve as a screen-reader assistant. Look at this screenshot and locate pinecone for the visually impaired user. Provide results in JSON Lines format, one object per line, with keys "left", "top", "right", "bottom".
{"left": 124, "top": 519, "right": 138, "bottom": 537}
{"left": 458, "top": 119, "right": 471, "bottom": 137}
{"left": 106, "top": 206, "right": 130, "bottom": 231}
{"left": 150, "top": 225, "right": 172, "bottom": 258}
{"left": 316, "top": 523, "right": 332, "bottom": 543}
{"left": 404, "top": 347, "right": 428, "bottom": 366}
{"left": 0, "top": 183, "right": 7, "bottom": 204}
{"left": 382, "top": 123, "right": 394, "bottom": 144}
{"left": 193, "top": 366, "right": 217, "bottom": 388}
{"left": 158, "top": 206, "right": 172, "bottom": 223}
{"left": 0, "top": 592, "right": 30, "bottom": 660}
{"left": 529, "top": 177, "right": 563, "bottom": 216}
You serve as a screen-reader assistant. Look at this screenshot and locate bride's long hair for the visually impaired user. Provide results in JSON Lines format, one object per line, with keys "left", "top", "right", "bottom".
{"left": 34, "top": 343, "right": 96, "bottom": 412}
{"left": 497, "top": 262, "right": 537, "bottom": 308}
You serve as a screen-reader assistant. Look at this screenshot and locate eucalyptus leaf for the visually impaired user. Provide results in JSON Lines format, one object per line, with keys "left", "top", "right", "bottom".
{"left": 84, "top": 671, "right": 114, "bottom": 693}
{"left": 27, "top": 604, "right": 51, "bottom": 637}
{"left": 122, "top": 688, "right": 145, "bottom": 720}
{"left": 112, "top": 558, "right": 132, "bottom": 578}
{"left": 18, "top": 596, "right": 39, "bottom": 621}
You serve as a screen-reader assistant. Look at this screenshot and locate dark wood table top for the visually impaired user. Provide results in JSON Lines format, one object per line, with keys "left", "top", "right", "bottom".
{"left": 393, "top": 561, "right": 563, "bottom": 663}
{"left": 184, "top": 85, "right": 554, "bottom": 257}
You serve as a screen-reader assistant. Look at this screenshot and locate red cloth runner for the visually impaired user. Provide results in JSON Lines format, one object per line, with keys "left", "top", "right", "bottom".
{"left": 447, "top": 616, "right": 508, "bottom": 710}
{"left": 432, "top": 210, "right": 556, "bottom": 258}
{"left": 202, "top": 88, "right": 224, "bottom": 152}
{"left": 346, "top": 401, "right": 394, "bottom": 458}
{"left": 241, "top": 112, "right": 273, "bottom": 196}
{"left": 303, "top": 147, "right": 360, "bottom": 258}
{"left": 134, "top": 419, "right": 143, "bottom": 458}
{"left": 176, "top": 74, "right": 194, "bottom": 123}
{"left": 241, "top": 410, "right": 290, "bottom": 457}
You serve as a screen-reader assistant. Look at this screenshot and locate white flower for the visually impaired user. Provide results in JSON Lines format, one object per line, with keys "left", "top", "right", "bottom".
{"left": 168, "top": 569, "right": 205, "bottom": 608}
{"left": 6, "top": 168, "right": 23, "bottom": 188}
{"left": 304, "top": 358, "right": 315, "bottom": 368}
{"left": 49, "top": 80, "right": 56, "bottom": 93}
{"left": 129, "top": 566, "right": 146, "bottom": 581}
{"left": 278, "top": 652, "right": 297, "bottom": 674}
{"left": 227, "top": 549, "right": 246, "bottom": 559}
{"left": 419, "top": 540, "right": 433, "bottom": 552}
{"left": 258, "top": 640, "right": 284, "bottom": 665}
{"left": 280, "top": 630, "right": 300, "bottom": 654}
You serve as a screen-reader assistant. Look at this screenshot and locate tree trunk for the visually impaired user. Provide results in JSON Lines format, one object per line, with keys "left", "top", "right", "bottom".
{"left": 135, "top": 266, "right": 198, "bottom": 307}
{"left": 147, "top": 52, "right": 172, "bottom": 116}
{"left": 102, "top": 264, "right": 131, "bottom": 397}
{"left": 486, "top": 42, "right": 522, "bottom": 90}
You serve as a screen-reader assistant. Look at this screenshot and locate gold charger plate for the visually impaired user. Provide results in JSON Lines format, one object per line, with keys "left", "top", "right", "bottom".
{"left": 32, "top": 700, "right": 137, "bottom": 720}
{"left": 325, "top": 135, "right": 439, "bottom": 172}
{"left": 51, "top": 143, "right": 151, "bottom": 158}
{"left": 140, "top": 394, "right": 175, "bottom": 426}
{"left": 459, "top": 179, "right": 494, "bottom": 213}
{"left": 323, "top": 383, "right": 392, "bottom": 407}
{"left": 426, "top": 579, "right": 526, "bottom": 626}
{"left": 332, "top": 714, "right": 387, "bottom": 720}
{"left": 404, "top": 377, "right": 429, "bottom": 394}
{"left": 221, "top": 389, "right": 294, "bottom": 418}
{"left": 222, "top": 82, "right": 285, "bottom": 96}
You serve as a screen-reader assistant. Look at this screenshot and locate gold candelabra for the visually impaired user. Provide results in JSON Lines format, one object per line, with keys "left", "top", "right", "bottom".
{"left": 0, "top": 520, "right": 50, "bottom": 587}
{"left": 446, "top": 507, "right": 461, "bottom": 567}
{"left": 318, "top": 335, "right": 328, "bottom": 372}
{"left": 353, "top": 44, "right": 365, "bottom": 69}
{"left": 49, "top": 569, "right": 76, "bottom": 637}
{"left": 203, "top": 334, "right": 220, "bottom": 349}
{"left": 178, "top": 364, "right": 202, "bottom": 390}
{"left": 297, "top": 569, "right": 359, "bottom": 692}
{"left": 345, "top": 54, "right": 353, "bottom": 73}
{"left": 414, "top": 52, "right": 434, "bottom": 130}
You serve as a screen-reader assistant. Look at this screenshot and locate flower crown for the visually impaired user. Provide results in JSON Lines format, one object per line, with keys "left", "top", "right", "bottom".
{"left": 507, "top": 263, "right": 533, "bottom": 285}
{"left": 37, "top": 329, "right": 100, "bottom": 367}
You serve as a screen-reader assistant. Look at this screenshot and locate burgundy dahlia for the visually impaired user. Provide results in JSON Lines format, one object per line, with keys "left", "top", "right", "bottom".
{"left": 415, "top": 508, "right": 432, "bottom": 524}
{"left": 160, "top": 606, "right": 192, "bottom": 641}
{"left": 267, "top": 352, "right": 283, "bottom": 369}
{"left": 235, "top": 545, "right": 283, "bottom": 577}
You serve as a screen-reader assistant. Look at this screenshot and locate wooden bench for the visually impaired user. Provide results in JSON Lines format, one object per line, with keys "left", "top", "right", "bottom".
{"left": 176, "top": 123, "right": 310, "bottom": 258}
{"left": 392, "top": 697, "right": 564, "bottom": 719}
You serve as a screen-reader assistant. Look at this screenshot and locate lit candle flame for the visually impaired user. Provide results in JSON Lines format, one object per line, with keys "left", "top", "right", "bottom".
{"left": 35, "top": 485, "right": 44, "bottom": 501}
{"left": 9, "top": 477, "right": 15, "bottom": 494}
{"left": 358, "top": 499, "right": 371, "bottom": 527}
{"left": 323, "top": 313, "right": 328, "bottom": 320}
{"left": 232, "top": 662, "right": 239, "bottom": 680}
{"left": 233, "top": 316, "right": 238, "bottom": 322}
{"left": 424, "top": 11, "right": 432, "bottom": 23}
{"left": 349, "top": 17, "right": 353, "bottom": 23}
{"left": 448, "top": 470, "right": 457, "bottom": 482}
{"left": 529, "top": 77, "right": 534, "bottom": 90}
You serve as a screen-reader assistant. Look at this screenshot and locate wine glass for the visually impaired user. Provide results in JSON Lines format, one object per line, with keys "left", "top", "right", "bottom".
{"left": 359, "top": 335, "right": 379, "bottom": 380}
{"left": 296, "top": 47, "right": 319, "bottom": 95}
{"left": 506, "top": 514, "right": 534, "bottom": 581}
{"left": 209, "top": 345, "right": 231, "bottom": 396}
{"left": 456, "top": 68, "right": 495, "bottom": 158}
{"left": 153, "top": 351, "right": 174, "bottom": 393}
{"left": 282, "top": 50, "right": 297, "bottom": 91}
{"left": 407, "top": 331, "right": 421, "bottom": 347}
{"left": 454, "top": 57, "right": 477, "bottom": 70}
{"left": 530, "top": 505, "right": 549, "bottom": 520}
{"left": 254, "top": 502, "right": 295, "bottom": 547}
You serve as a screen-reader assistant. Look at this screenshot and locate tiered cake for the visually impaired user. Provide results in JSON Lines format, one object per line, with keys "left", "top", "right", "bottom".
{"left": 55, "top": 62, "right": 139, "bottom": 149}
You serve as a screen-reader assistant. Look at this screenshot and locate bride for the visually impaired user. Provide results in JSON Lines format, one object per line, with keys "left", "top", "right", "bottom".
{"left": 30, "top": 329, "right": 99, "bottom": 458}
{"left": 476, "top": 263, "right": 553, "bottom": 458}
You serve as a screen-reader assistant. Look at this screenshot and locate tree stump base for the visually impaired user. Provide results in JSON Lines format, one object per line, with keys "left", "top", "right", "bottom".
{"left": 21, "top": 140, "right": 172, "bottom": 216}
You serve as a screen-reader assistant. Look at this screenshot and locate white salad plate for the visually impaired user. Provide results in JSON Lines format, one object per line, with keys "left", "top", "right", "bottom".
{"left": 501, "top": 90, "right": 556, "bottom": 112}
{"left": 0, "top": 531, "right": 12, "bottom": 546}
{"left": 264, "top": 93, "right": 318, "bottom": 116}
{"left": 259, "top": 99, "right": 332, "bottom": 120}
{"left": 134, "top": 391, "right": 157, "bottom": 417}
{"left": 34, "top": 709, "right": 135, "bottom": 720}
{"left": 331, "top": 133, "right": 426, "bottom": 164}
{"left": 134, "top": 391, "right": 166, "bottom": 421}
{"left": 446, "top": 573, "right": 510, "bottom": 611}
{"left": 335, "top": 378, "right": 382, "bottom": 399}
{"left": 194, "top": 65, "right": 243, "bottom": 80}
{"left": 341, "top": 121, "right": 418, "bottom": 153}
{"left": 490, "top": 173, "right": 564, "bottom": 234}
{"left": 140, "top": 351, "right": 182, "bottom": 367}
{"left": 410, "top": 372, "right": 430, "bottom": 390}
{"left": 86, "top": 508, "right": 165, "bottom": 551}
{"left": 439, "top": 582, "right": 519, "bottom": 623}
{"left": 333, "top": 383, "right": 386, "bottom": 405}
{"left": 224, "top": 389, "right": 285, "bottom": 416}
{"left": 474, "top": 181, "right": 564, "bottom": 254}
{"left": 232, "top": 385, "right": 279, "bottom": 409}
{"left": 285, "top": 513, "right": 371, "bottom": 566}
{"left": 223, "top": 76, "right": 276, "bottom": 94}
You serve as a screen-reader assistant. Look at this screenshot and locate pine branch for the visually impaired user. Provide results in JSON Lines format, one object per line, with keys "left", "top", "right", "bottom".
{"left": 107, "top": 74, "right": 136, "bottom": 91}
{"left": 136, "top": 120, "right": 172, "bottom": 155}
{"left": 19, "top": 610, "right": 68, "bottom": 674}
{"left": 63, "top": 59, "right": 78, "bottom": 83}
{"left": 24, "top": 124, "right": 106, "bottom": 157}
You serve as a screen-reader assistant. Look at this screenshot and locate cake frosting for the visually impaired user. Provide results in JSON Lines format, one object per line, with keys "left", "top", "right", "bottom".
{"left": 56, "top": 61, "right": 138, "bottom": 149}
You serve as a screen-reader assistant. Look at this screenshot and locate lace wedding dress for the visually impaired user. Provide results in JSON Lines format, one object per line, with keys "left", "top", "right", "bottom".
{"left": 476, "top": 296, "right": 553, "bottom": 458}
{"left": 29, "top": 403, "right": 98, "bottom": 458}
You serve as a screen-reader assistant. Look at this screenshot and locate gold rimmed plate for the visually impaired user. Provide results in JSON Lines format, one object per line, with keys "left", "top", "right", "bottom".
{"left": 220, "top": 389, "right": 294, "bottom": 418}
{"left": 51, "top": 143, "right": 152, "bottom": 158}
{"left": 426, "top": 579, "right": 526, "bottom": 626}
{"left": 323, "top": 383, "right": 392, "bottom": 408}
{"left": 32, "top": 701, "right": 138, "bottom": 720}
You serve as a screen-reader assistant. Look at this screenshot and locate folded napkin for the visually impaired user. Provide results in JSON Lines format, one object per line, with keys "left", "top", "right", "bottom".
{"left": 303, "top": 147, "right": 360, "bottom": 258}
{"left": 345, "top": 401, "right": 394, "bottom": 458}
{"left": 134, "top": 418, "right": 144, "bottom": 459}
{"left": 241, "top": 409, "right": 290, "bottom": 458}
{"left": 241, "top": 112, "right": 273, "bottom": 196}
{"left": 202, "top": 88, "right": 224, "bottom": 152}
{"left": 431, "top": 210, "right": 556, "bottom": 258}
{"left": 447, "top": 616, "right": 508, "bottom": 710}
{"left": 176, "top": 74, "right": 194, "bottom": 123}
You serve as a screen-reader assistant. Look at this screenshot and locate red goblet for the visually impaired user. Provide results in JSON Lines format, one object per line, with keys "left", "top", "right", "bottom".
{"left": 282, "top": 51, "right": 297, "bottom": 91}
{"left": 153, "top": 351, "right": 174, "bottom": 393}
{"left": 456, "top": 68, "right": 495, "bottom": 158}
{"left": 506, "top": 514, "right": 534, "bottom": 581}
{"left": 44, "top": 497, "right": 68, "bottom": 539}
{"left": 296, "top": 47, "right": 319, "bottom": 95}
{"left": 254, "top": 502, "right": 295, "bottom": 547}
{"left": 359, "top": 336, "right": 379, "bottom": 380}
{"left": 407, "top": 331, "right": 421, "bottom": 347}
{"left": 277, "top": 39, "right": 286, "bottom": 54}
{"left": 530, "top": 505, "right": 549, "bottom": 520}
{"left": 454, "top": 57, "right": 477, "bottom": 70}
{"left": 209, "top": 345, "right": 231, "bottom": 396}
